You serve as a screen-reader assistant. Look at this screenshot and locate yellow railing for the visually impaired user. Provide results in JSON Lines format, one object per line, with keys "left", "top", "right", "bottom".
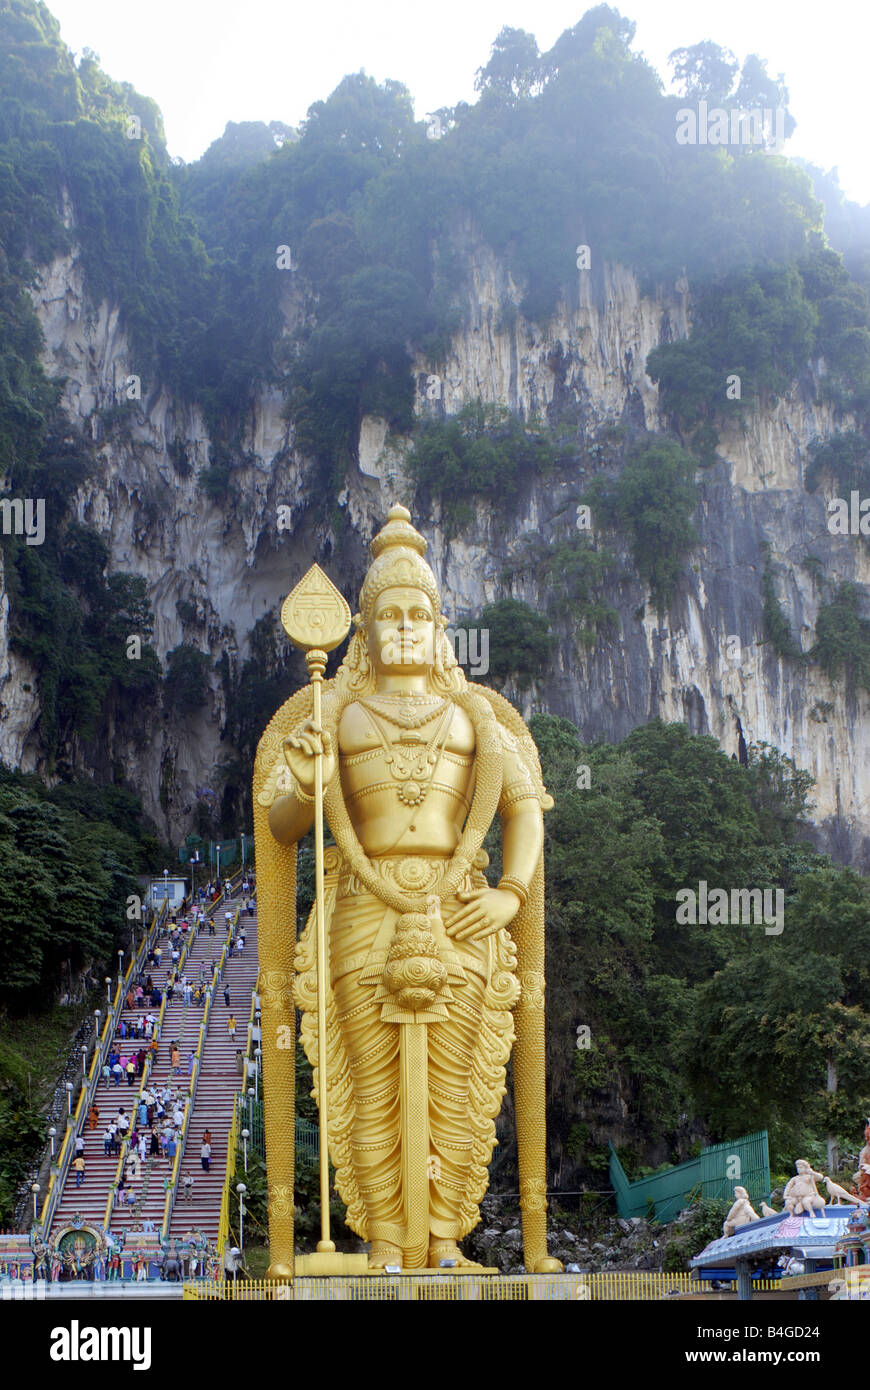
{"left": 184, "top": 1271, "right": 784, "bottom": 1302}
{"left": 216, "top": 1094, "right": 241, "bottom": 1261}
{"left": 582, "top": 1271, "right": 781, "bottom": 1300}
{"left": 215, "top": 911, "right": 248, "bottom": 1263}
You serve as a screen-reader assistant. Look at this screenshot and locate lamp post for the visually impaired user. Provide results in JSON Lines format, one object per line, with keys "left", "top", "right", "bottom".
{"left": 216, "top": 844, "right": 221, "bottom": 887}
{"left": 64, "top": 1081, "right": 73, "bottom": 1118}
{"left": 105, "top": 976, "right": 113, "bottom": 1005}
{"left": 236, "top": 1183, "right": 247, "bottom": 1251}
{"left": 254, "top": 1046, "right": 262, "bottom": 1103}
{"left": 241, "top": 1128, "right": 249, "bottom": 1174}
{"left": 163, "top": 867, "right": 169, "bottom": 901}
{"left": 247, "top": 1086, "right": 255, "bottom": 1129}
{"left": 31, "top": 1183, "right": 40, "bottom": 1220}
{"left": 241, "top": 832, "right": 246, "bottom": 869}
{"left": 117, "top": 949, "right": 124, "bottom": 995}
{"left": 48, "top": 1126, "right": 57, "bottom": 1159}
{"left": 81, "top": 1045, "right": 88, "bottom": 1079}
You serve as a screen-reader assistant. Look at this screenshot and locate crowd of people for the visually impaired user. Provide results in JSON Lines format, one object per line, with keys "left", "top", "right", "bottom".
{"left": 93, "top": 1079, "right": 197, "bottom": 1215}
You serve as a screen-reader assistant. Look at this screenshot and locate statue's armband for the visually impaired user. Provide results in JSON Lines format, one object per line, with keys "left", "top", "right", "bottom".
{"left": 496, "top": 724, "right": 546, "bottom": 820}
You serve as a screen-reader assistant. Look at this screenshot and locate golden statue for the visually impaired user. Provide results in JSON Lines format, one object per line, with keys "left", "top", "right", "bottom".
{"left": 253, "top": 506, "right": 560, "bottom": 1274}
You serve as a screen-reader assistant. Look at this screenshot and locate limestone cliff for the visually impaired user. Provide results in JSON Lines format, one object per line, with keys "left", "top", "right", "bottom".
{"left": 5, "top": 214, "right": 868, "bottom": 866}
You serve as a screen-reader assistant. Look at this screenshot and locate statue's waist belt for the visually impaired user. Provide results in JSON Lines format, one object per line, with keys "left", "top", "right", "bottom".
{"left": 337, "top": 854, "right": 485, "bottom": 900}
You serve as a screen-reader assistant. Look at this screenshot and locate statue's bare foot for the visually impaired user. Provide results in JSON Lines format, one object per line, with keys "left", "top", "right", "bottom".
{"left": 368, "top": 1242, "right": 402, "bottom": 1270}
{"left": 429, "top": 1241, "right": 481, "bottom": 1269}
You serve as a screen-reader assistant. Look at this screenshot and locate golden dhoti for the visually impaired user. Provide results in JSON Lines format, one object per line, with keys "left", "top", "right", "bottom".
{"left": 293, "top": 853, "right": 520, "bottom": 1266}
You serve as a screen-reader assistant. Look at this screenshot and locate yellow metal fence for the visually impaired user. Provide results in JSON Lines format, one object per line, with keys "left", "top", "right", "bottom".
{"left": 184, "top": 1271, "right": 782, "bottom": 1301}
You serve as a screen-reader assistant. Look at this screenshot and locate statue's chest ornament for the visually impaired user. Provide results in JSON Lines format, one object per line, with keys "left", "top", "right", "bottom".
{"left": 358, "top": 700, "right": 454, "bottom": 808}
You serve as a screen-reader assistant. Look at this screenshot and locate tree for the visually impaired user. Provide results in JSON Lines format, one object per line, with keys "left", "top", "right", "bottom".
{"left": 585, "top": 437, "right": 699, "bottom": 611}
{"left": 476, "top": 599, "right": 555, "bottom": 690}
{"left": 475, "top": 27, "right": 542, "bottom": 104}
{"left": 683, "top": 865, "right": 870, "bottom": 1153}
{"left": 811, "top": 584, "right": 870, "bottom": 692}
{"left": 668, "top": 41, "right": 738, "bottom": 106}
{"left": 164, "top": 646, "right": 211, "bottom": 715}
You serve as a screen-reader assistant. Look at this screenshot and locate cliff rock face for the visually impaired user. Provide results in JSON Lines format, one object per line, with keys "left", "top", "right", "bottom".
{"left": 5, "top": 220, "right": 868, "bottom": 865}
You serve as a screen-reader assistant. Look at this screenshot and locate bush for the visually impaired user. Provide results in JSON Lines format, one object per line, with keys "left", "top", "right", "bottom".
{"left": 407, "top": 401, "right": 563, "bottom": 536}
{"left": 585, "top": 437, "right": 699, "bottom": 611}
{"left": 761, "top": 553, "right": 802, "bottom": 660}
{"left": 474, "top": 598, "right": 555, "bottom": 690}
{"left": 811, "top": 583, "right": 870, "bottom": 691}
{"left": 164, "top": 645, "right": 211, "bottom": 714}
{"left": 804, "top": 430, "right": 870, "bottom": 497}
{"left": 503, "top": 532, "right": 618, "bottom": 647}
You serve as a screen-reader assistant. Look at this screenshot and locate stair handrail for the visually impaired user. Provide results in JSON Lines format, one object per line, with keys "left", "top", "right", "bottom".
{"left": 216, "top": 1095, "right": 242, "bottom": 1264}
{"left": 216, "top": 913, "right": 253, "bottom": 1264}
{"left": 38, "top": 900, "right": 167, "bottom": 1236}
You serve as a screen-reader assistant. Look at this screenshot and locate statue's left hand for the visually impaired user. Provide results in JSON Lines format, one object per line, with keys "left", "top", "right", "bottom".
{"left": 445, "top": 887, "right": 521, "bottom": 941}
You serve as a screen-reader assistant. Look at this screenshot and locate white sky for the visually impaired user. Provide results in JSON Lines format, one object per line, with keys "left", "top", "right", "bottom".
{"left": 44, "top": 0, "right": 870, "bottom": 205}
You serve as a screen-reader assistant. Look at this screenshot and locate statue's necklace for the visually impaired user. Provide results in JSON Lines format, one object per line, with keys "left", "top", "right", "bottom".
{"left": 358, "top": 694, "right": 449, "bottom": 731}
{"left": 359, "top": 704, "right": 453, "bottom": 807}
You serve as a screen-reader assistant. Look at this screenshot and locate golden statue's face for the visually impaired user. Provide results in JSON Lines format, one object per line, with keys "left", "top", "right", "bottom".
{"left": 369, "top": 586, "right": 436, "bottom": 672}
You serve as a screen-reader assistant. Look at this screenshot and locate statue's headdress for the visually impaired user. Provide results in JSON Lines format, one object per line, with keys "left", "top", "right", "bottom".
{"left": 356, "top": 504, "right": 443, "bottom": 630}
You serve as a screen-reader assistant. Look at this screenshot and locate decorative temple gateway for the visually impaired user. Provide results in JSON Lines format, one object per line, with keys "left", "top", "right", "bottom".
{"left": 253, "top": 506, "right": 562, "bottom": 1278}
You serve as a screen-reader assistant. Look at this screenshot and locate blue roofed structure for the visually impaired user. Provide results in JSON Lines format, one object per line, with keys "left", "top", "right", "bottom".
{"left": 691, "top": 1205, "right": 861, "bottom": 1299}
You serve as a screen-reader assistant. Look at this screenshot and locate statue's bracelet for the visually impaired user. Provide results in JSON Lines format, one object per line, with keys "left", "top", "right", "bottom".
{"left": 293, "top": 778, "right": 316, "bottom": 805}
{"left": 497, "top": 875, "right": 529, "bottom": 906}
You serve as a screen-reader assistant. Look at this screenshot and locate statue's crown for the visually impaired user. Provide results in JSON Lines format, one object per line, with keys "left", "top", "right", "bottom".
{"left": 358, "top": 505, "right": 441, "bottom": 627}
{"left": 369, "top": 504, "right": 428, "bottom": 560}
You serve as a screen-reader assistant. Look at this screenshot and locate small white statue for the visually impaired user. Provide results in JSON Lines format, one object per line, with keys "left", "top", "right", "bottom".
{"left": 723, "top": 1186, "right": 760, "bottom": 1237}
{"left": 760, "top": 1201, "right": 779, "bottom": 1218}
{"left": 783, "top": 1160, "right": 826, "bottom": 1217}
{"left": 823, "top": 1175, "right": 862, "bottom": 1206}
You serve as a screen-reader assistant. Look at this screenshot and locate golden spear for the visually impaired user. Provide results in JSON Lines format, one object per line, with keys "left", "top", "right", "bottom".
{"left": 281, "top": 564, "right": 351, "bottom": 1254}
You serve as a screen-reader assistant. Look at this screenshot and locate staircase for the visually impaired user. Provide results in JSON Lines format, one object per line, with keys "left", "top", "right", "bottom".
{"left": 50, "top": 913, "right": 235, "bottom": 1241}
{"left": 169, "top": 908, "right": 259, "bottom": 1244}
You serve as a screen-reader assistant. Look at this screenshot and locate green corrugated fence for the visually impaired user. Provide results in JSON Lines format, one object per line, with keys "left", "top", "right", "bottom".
{"left": 609, "top": 1131, "right": 770, "bottom": 1222}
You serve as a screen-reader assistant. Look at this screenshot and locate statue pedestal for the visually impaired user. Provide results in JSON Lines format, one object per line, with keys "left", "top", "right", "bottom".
{"left": 294, "top": 1252, "right": 500, "bottom": 1276}
{"left": 294, "top": 1252, "right": 370, "bottom": 1276}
